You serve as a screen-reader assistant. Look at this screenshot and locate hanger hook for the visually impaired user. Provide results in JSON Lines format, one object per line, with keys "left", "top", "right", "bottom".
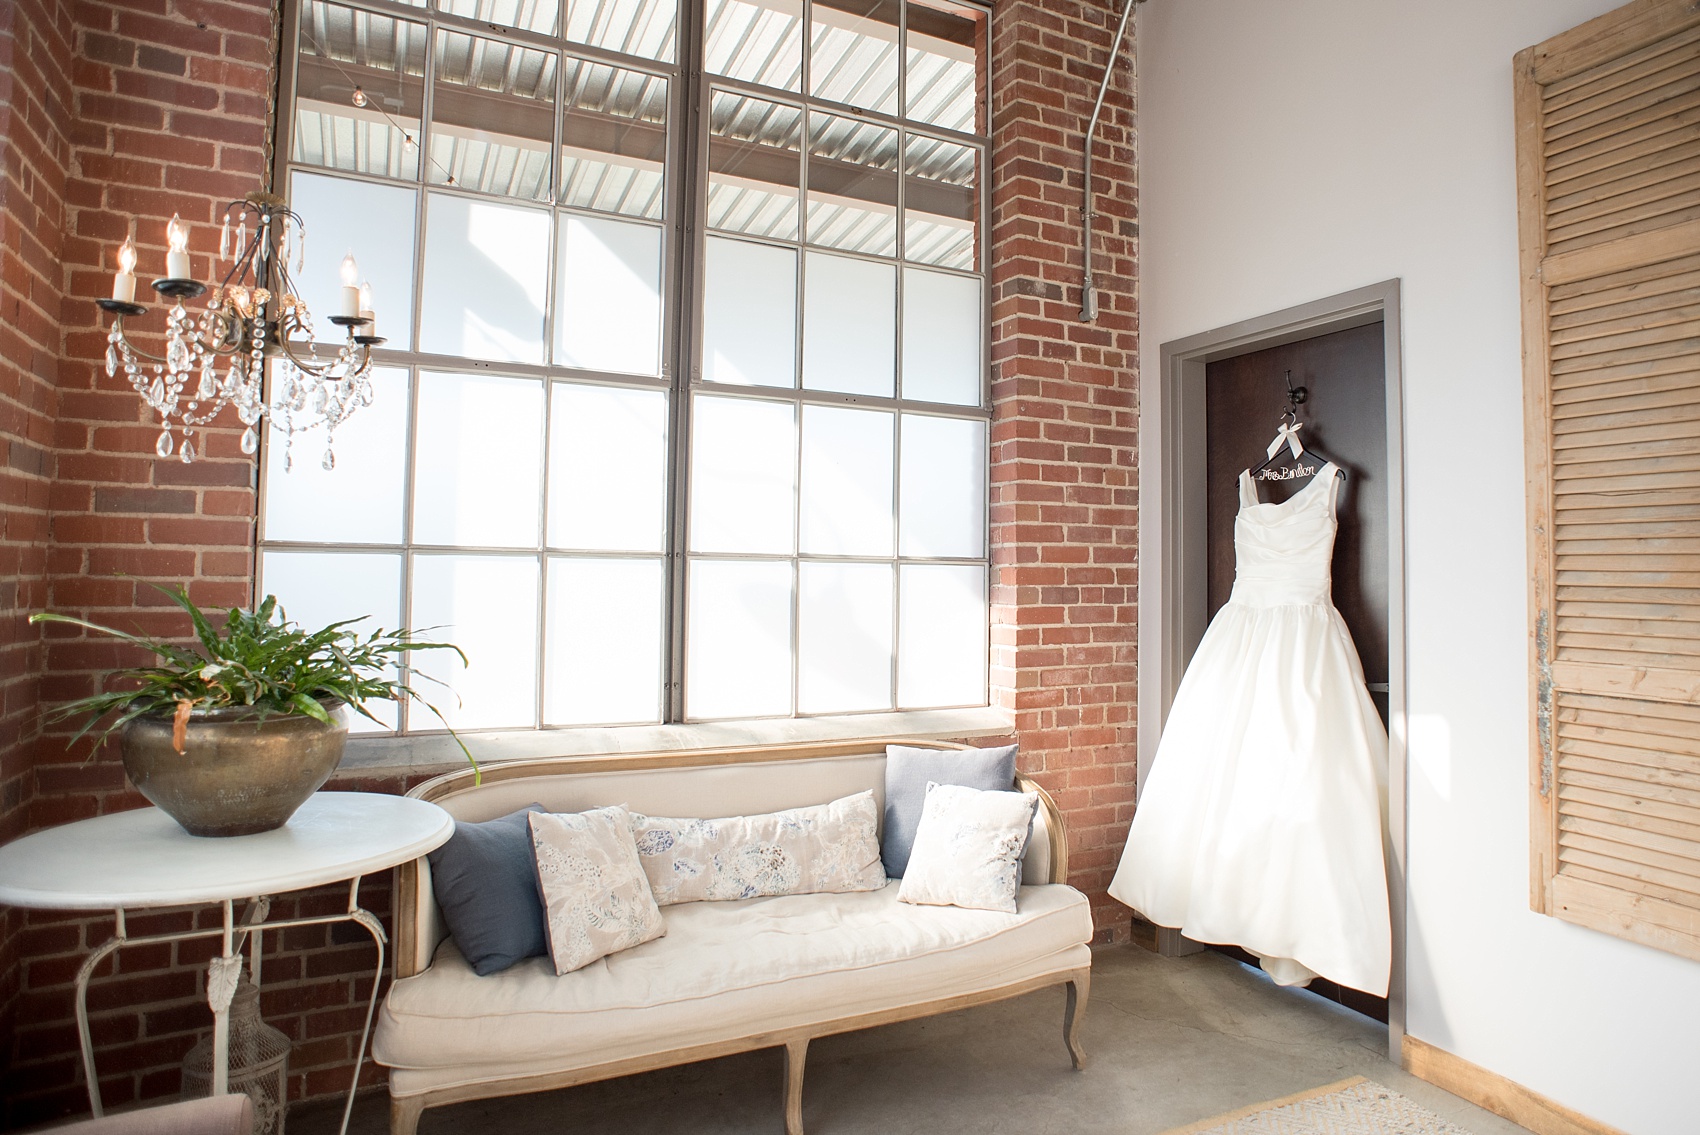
{"left": 1284, "top": 369, "right": 1308, "bottom": 413}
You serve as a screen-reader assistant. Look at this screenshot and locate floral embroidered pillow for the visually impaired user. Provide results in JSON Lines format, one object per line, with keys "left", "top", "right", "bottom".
{"left": 896, "top": 782, "right": 1039, "bottom": 914}
{"left": 529, "top": 806, "right": 666, "bottom": 975}
{"left": 629, "top": 790, "right": 887, "bottom": 906}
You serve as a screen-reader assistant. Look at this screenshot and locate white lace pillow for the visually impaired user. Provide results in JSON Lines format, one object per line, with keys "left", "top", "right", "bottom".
{"left": 529, "top": 806, "right": 666, "bottom": 975}
{"left": 896, "top": 782, "right": 1040, "bottom": 914}
{"left": 629, "top": 790, "right": 887, "bottom": 906}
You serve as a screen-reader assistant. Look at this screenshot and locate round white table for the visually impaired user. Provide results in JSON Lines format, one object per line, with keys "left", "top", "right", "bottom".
{"left": 0, "top": 792, "right": 453, "bottom": 1135}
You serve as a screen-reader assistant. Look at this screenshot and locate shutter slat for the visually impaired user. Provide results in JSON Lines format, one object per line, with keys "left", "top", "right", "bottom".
{"left": 1564, "top": 798, "right": 1700, "bottom": 845}
{"left": 1521, "top": 2, "right": 1700, "bottom": 955}
{"left": 1561, "top": 783, "right": 1700, "bottom": 829}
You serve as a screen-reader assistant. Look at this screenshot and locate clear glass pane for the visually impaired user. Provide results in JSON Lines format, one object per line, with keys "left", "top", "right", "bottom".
{"left": 704, "top": 237, "right": 795, "bottom": 388}
{"left": 706, "top": 0, "right": 802, "bottom": 90}
{"left": 412, "top": 371, "right": 545, "bottom": 547}
{"left": 708, "top": 92, "right": 802, "bottom": 240}
{"left": 259, "top": 550, "right": 403, "bottom": 730}
{"left": 904, "top": 134, "right": 977, "bottom": 269}
{"left": 560, "top": 61, "right": 669, "bottom": 219}
{"left": 807, "top": 112, "right": 897, "bottom": 255}
{"left": 555, "top": 215, "right": 662, "bottom": 376}
{"left": 419, "top": 192, "right": 550, "bottom": 362}
{"left": 565, "top": 0, "right": 677, "bottom": 62}
{"left": 802, "top": 251, "right": 894, "bottom": 396}
{"left": 899, "top": 413, "right": 985, "bottom": 557}
{"left": 263, "top": 366, "right": 409, "bottom": 543}
{"left": 293, "top": 1, "right": 426, "bottom": 180}
{"left": 904, "top": 0, "right": 984, "bottom": 133}
{"left": 901, "top": 267, "right": 981, "bottom": 406}
{"left": 545, "top": 557, "right": 663, "bottom": 724}
{"left": 898, "top": 563, "right": 985, "bottom": 708}
{"left": 686, "top": 558, "right": 792, "bottom": 718}
{"left": 799, "top": 561, "right": 892, "bottom": 713}
{"left": 429, "top": 30, "right": 556, "bottom": 202}
{"left": 689, "top": 395, "right": 796, "bottom": 554}
{"left": 800, "top": 405, "right": 892, "bottom": 556}
{"left": 287, "top": 172, "right": 418, "bottom": 351}
{"left": 439, "top": 0, "right": 559, "bottom": 35}
{"left": 809, "top": 0, "right": 898, "bottom": 114}
{"left": 548, "top": 383, "right": 668, "bottom": 551}
{"left": 411, "top": 554, "right": 541, "bottom": 729}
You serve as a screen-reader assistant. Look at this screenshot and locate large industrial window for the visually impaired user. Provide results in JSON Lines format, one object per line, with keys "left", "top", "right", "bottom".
{"left": 259, "top": 0, "right": 991, "bottom": 734}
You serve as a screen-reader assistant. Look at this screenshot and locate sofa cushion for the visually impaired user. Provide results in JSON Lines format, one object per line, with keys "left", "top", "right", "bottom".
{"left": 881, "top": 743, "right": 1018, "bottom": 878}
{"left": 898, "top": 784, "right": 1039, "bottom": 914}
{"left": 426, "top": 803, "right": 548, "bottom": 976}
{"left": 531, "top": 807, "right": 666, "bottom": 974}
{"left": 629, "top": 790, "right": 885, "bottom": 905}
{"left": 375, "top": 881, "right": 1091, "bottom": 1088}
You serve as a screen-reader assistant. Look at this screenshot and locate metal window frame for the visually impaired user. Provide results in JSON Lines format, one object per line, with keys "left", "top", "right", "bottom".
{"left": 264, "top": 0, "right": 994, "bottom": 738}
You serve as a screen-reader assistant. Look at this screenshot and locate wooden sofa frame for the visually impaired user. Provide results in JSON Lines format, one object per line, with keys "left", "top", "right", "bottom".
{"left": 388, "top": 739, "right": 1090, "bottom": 1135}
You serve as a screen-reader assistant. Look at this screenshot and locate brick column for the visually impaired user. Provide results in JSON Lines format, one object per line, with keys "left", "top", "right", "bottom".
{"left": 988, "top": 0, "right": 1139, "bottom": 942}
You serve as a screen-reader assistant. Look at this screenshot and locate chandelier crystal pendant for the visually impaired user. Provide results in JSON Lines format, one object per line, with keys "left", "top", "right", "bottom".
{"left": 96, "top": 191, "right": 384, "bottom": 471}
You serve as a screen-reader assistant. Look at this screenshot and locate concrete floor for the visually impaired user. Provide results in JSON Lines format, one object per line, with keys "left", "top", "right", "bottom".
{"left": 294, "top": 945, "right": 1531, "bottom": 1135}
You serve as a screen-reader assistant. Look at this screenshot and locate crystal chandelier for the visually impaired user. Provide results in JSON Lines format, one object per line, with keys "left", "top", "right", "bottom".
{"left": 97, "top": 192, "right": 384, "bottom": 470}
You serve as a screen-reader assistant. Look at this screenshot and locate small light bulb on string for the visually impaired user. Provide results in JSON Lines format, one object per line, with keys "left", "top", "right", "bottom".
{"left": 351, "top": 85, "right": 367, "bottom": 108}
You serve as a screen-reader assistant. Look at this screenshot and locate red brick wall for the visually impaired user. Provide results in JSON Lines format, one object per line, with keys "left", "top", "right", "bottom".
{"left": 0, "top": 0, "right": 75, "bottom": 1103}
{"left": 1, "top": 0, "right": 1139, "bottom": 1122}
{"left": 989, "top": 0, "right": 1139, "bottom": 940}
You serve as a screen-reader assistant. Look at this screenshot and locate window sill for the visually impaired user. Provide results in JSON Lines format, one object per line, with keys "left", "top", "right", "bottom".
{"left": 339, "top": 707, "right": 1016, "bottom": 774}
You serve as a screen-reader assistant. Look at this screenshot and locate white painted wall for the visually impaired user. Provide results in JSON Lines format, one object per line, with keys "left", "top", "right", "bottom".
{"left": 1133, "top": 2, "right": 1700, "bottom": 1132}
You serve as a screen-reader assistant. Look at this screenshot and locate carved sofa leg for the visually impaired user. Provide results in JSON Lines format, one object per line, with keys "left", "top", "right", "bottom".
{"left": 391, "top": 1094, "right": 425, "bottom": 1135}
{"left": 1064, "top": 971, "right": 1090, "bottom": 1070}
{"left": 783, "top": 1037, "right": 809, "bottom": 1135}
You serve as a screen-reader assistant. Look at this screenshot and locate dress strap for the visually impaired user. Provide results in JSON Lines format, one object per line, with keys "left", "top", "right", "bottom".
{"left": 1318, "top": 461, "right": 1342, "bottom": 517}
{"left": 1238, "top": 469, "right": 1259, "bottom": 509}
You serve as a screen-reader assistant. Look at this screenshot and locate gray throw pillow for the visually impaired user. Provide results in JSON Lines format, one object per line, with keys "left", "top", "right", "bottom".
{"left": 882, "top": 743, "right": 1018, "bottom": 878}
{"left": 427, "top": 803, "right": 549, "bottom": 976}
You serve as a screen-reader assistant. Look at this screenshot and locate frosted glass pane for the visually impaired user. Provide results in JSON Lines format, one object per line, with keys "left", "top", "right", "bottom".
{"left": 901, "top": 268, "right": 981, "bottom": 406}
{"left": 259, "top": 550, "right": 402, "bottom": 730}
{"left": 686, "top": 559, "right": 792, "bottom": 718}
{"left": 412, "top": 371, "right": 544, "bottom": 547}
{"left": 545, "top": 558, "right": 663, "bottom": 725}
{"left": 420, "top": 193, "right": 550, "bottom": 363}
{"left": 898, "top": 563, "right": 986, "bottom": 708}
{"left": 799, "top": 406, "right": 892, "bottom": 556}
{"left": 411, "top": 554, "right": 540, "bottom": 729}
{"left": 704, "top": 237, "right": 795, "bottom": 388}
{"left": 289, "top": 172, "right": 418, "bottom": 350}
{"left": 690, "top": 396, "right": 796, "bottom": 554}
{"left": 899, "top": 414, "right": 985, "bottom": 557}
{"left": 799, "top": 562, "right": 892, "bottom": 713}
{"left": 263, "top": 367, "right": 408, "bottom": 544}
{"left": 555, "top": 216, "right": 662, "bottom": 376}
{"left": 548, "top": 384, "right": 668, "bottom": 552}
{"left": 802, "top": 252, "right": 894, "bottom": 396}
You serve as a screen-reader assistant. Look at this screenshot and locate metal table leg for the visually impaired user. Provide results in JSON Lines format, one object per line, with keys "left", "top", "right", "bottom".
{"left": 341, "top": 875, "right": 387, "bottom": 1135}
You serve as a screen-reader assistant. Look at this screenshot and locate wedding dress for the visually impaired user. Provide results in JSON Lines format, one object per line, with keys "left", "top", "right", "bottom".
{"left": 1109, "top": 461, "right": 1391, "bottom": 994}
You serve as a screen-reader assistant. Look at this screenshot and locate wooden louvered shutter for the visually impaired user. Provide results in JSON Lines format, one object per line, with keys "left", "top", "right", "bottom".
{"left": 1518, "top": 0, "right": 1700, "bottom": 960}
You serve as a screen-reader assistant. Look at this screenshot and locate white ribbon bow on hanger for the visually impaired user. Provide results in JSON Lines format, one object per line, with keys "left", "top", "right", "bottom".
{"left": 1266, "top": 420, "right": 1306, "bottom": 460}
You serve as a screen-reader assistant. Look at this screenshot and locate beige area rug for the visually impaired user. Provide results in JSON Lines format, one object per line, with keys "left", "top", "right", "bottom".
{"left": 1160, "top": 1076, "right": 1476, "bottom": 1135}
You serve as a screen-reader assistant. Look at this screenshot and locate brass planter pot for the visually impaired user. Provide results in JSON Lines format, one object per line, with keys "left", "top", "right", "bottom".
{"left": 121, "top": 704, "right": 349, "bottom": 837}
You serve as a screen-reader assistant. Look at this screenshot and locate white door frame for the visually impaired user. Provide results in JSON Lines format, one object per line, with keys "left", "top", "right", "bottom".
{"left": 1136, "top": 278, "right": 1408, "bottom": 1059}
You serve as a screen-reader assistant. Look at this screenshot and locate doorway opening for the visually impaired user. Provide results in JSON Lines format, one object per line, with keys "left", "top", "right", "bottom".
{"left": 1138, "top": 280, "right": 1407, "bottom": 1055}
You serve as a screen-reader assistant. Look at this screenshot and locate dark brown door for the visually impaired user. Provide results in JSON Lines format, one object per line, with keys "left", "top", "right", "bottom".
{"left": 1201, "top": 320, "right": 1390, "bottom": 1019}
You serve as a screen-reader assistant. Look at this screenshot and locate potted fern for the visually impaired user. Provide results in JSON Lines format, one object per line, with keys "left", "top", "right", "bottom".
{"left": 32, "top": 585, "right": 473, "bottom": 837}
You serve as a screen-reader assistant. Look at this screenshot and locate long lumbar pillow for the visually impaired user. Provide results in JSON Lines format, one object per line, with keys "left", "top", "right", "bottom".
{"left": 628, "top": 790, "right": 887, "bottom": 906}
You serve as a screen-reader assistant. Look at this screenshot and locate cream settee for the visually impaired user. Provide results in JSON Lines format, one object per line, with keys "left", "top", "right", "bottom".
{"left": 372, "top": 740, "right": 1094, "bottom": 1135}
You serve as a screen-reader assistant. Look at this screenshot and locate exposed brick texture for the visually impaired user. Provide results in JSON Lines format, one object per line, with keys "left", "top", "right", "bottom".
{"left": 989, "top": 0, "right": 1139, "bottom": 939}
{"left": 0, "top": 0, "right": 1139, "bottom": 1123}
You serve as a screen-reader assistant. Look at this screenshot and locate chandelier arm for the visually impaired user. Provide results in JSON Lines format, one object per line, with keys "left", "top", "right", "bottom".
{"left": 109, "top": 325, "right": 171, "bottom": 366}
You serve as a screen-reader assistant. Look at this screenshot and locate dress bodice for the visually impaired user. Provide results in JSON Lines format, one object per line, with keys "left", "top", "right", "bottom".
{"left": 1229, "top": 462, "right": 1339, "bottom": 607}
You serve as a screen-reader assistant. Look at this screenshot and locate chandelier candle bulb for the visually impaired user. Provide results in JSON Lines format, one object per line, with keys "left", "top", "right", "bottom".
{"left": 112, "top": 237, "right": 137, "bottom": 303}
{"left": 165, "top": 214, "right": 192, "bottom": 279}
{"left": 338, "top": 253, "right": 360, "bottom": 318}
{"left": 358, "top": 282, "right": 375, "bottom": 336}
